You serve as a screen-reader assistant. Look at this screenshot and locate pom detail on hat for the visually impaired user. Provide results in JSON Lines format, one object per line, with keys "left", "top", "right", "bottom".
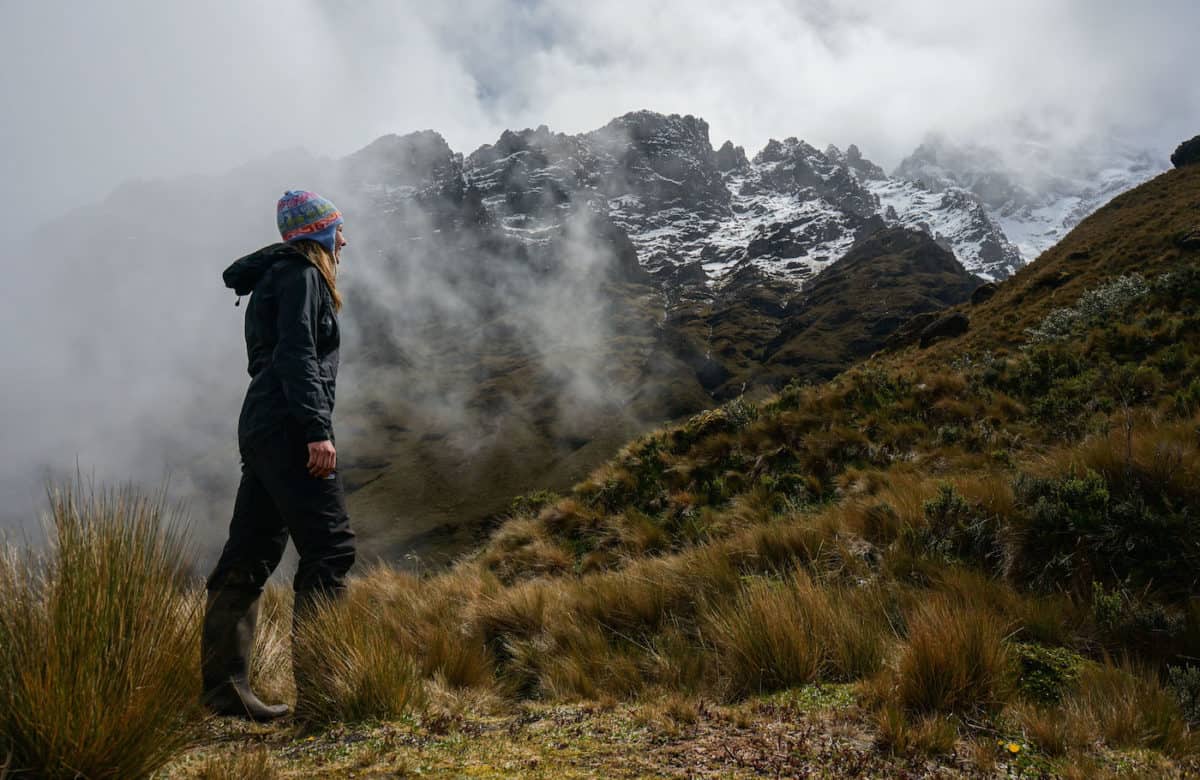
{"left": 277, "top": 190, "right": 343, "bottom": 253}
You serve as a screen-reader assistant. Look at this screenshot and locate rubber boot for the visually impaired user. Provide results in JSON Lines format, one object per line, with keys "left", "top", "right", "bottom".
{"left": 201, "top": 589, "right": 290, "bottom": 721}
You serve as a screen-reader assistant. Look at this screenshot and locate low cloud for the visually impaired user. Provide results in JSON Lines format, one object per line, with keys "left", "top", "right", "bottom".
{"left": 2, "top": 0, "right": 1196, "bottom": 550}
{"left": 5, "top": 1, "right": 1197, "bottom": 230}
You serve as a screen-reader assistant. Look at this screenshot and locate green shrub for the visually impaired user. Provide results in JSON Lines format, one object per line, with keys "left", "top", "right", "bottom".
{"left": 1025, "top": 273, "right": 1149, "bottom": 345}
{"left": 905, "top": 484, "right": 1004, "bottom": 572}
{"left": 509, "top": 489, "right": 561, "bottom": 517}
{"left": 1013, "top": 643, "right": 1083, "bottom": 705}
{"left": 1011, "top": 460, "right": 1200, "bottom": 599}
{"left": 1173, "top": 379, "right": 1200, "bottom": 417}
{"left": 1009, "top": 469, "right": 1110, "bottom": 591}
{"left": 1168, "top": 665, "right": 1200, "bottom": 726}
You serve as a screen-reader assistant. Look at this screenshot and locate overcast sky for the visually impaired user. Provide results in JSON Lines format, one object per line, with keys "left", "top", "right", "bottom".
{"left": 2, "top": 0, "right": 1197, "bottom": 232}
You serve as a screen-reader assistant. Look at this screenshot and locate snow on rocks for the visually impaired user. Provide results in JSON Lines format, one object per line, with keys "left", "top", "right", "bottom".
{"left": 373, "top": 112, "right": 1164, "bottom": 294}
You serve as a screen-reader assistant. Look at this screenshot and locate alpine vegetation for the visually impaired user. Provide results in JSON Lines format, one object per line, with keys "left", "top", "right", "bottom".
{"left": 3, "top": 136, "right": 1200, "bottom": 777}
{"left": 1024, "top": 273, "right": 1149, "bottom": 345}
{"left": 0, "top": 482, "right": 200, "bottom": 779}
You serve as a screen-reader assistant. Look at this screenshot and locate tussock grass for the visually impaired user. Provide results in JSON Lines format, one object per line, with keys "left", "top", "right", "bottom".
{"left": 1009, "top": 701, "right": 1091, "bottom": 756}
{"left": 892, "top": 598, "right": 1014, "bottom": 716}
{"left": 1064, "top": 660, "right": 1194, "bottom": 756}
{"left": 1041, "top": 416, "right": 1200, "bottom": 509}
{"left": 292, "top": 595, "right": 427, "bottom": 724}
{"left": 249, "top": 584, "right": 295, "bottom": 704}
{"left": 0, "top": 482, "right": 201, "bottom": 779}
{"left": 477, "top": 517, "right": 572, "bottom": 584}
{"left": 705, "top": 573, "right": 826, "bottom": 697}
{"left": 875, "top": 705, "right": 958, "bottom": 757}
{"left": 704, "top": 570, "right": 890, "bottom": 699}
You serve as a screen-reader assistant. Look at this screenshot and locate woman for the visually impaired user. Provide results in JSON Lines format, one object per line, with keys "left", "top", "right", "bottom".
{"left": 201, "top": 190, "right": 356, "bottom": 720}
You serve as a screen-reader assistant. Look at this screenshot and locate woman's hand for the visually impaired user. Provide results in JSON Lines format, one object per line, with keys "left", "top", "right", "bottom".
{"left": 306, "top": 440, "right": 337, "bottom": 478}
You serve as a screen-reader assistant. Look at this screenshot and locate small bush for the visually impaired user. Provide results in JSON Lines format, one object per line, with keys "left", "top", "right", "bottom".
{"left": 1013, "top": 642, "right": 1083, "bottom": 705}
{"left": 509, "top": 489, "right": 561, "bottom": 518}
{"left": 1011, "top": 422, "right": 1200, "bottom": 597}
{"left": 908, "top": 483, "right": 1004, "bottom": 571}
{"left": 1169, "top": 664, "right": 1200, "bottom": 727}
{"left": 1009, "top": 468, "right": 1111, "bottom": 591}
{"left": 1025, "top": 273, "right": 1149, "bottom": 345}
{"left": 1171, "top": 134, "right": 1200, "bottom": 168}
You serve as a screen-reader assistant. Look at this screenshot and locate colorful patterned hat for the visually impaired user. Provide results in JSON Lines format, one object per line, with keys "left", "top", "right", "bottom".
{"left": 276, "top": 190, "right": 343, "bottom": 254}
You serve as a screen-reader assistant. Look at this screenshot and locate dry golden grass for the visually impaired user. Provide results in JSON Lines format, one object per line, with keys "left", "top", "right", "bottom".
{"left": 13, "top": 165, "right": 1200, "bottom": 776}
{"left": 704, "top": 573, "right": 826, "bottom": 698}
{"left": 292, "top": 594, "right": 427, "bottom": 724}
{"left": 249, "top": 584, "right": 294, "bottom": 704}
{"left": 1037, "top": 415, "right": 1200, "bottom": 507}
{"left": 963, "top": 737, "right": 999, "bottom": 773}
{"left": 192, "top": 745, "right": 278, "bottom": 780}
{"left": 892, "top": 597, "right": 1014, "bottom": 716}
{"left": 1008, "top": 701, "right": 1092, "bottom": 756}
{"left": 1063, "top": 660, "right": 1194, "bottom": 757}
{"left": 476, "top": 517, "right": 573, "bottom": 584}
{"left": 0, "top": 483, "right": 202, "bottom": 780}
{"left": 703, "top": 569, "right": 889, "bottom": 699}
{"left": 874, "top": 704, "right": 958, "bottom": 757}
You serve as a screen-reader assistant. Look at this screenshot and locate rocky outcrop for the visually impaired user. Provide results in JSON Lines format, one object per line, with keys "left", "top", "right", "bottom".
{"left": 919, "top": 312, "right": 970, "bottom": 347}
{"left": 970, "top": 281, "right": 999, "bottom": 304}
{"left": 1174, "top": 228, "right": 1200, "bottom": 251}
{"left": 1172, "top": 135, "right": 1200, "bottom": 169}
{"left": 715, "top": 140, "right": 749, "bottom": 173}
{"left": 455, "top": 111, "right": 1039, "bottom": 292}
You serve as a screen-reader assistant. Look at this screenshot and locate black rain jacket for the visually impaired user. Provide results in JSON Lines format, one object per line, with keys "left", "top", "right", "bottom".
{"left": 223, "top": 243, "right": 340, "bottom": 451}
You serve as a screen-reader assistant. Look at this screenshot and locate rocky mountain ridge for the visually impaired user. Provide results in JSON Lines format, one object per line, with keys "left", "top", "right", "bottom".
{"left": 894, "top": 133, "right": 1165, "bottom": 261}
{"left": 370, "top": 110, "right": 1162, "bottom": 293}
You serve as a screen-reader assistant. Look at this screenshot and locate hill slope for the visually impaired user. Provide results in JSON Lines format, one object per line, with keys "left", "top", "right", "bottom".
{"left": 150, "top": 154, "right": 1200, "bottom": 778}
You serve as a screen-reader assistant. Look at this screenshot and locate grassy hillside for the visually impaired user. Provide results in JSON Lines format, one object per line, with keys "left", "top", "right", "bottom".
{"left": 345, "top": 225, "right": 979, "bottom": 567}
{"left": 662, "top": 224, "right": 981, "bottom": 400}
{"left": 5, "top": 164, "right": 1200, "bottom": 778}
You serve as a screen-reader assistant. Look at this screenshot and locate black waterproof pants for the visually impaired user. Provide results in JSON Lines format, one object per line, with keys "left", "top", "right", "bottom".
{"left": 206, "top": 422, "right": 356, "bottom": 604}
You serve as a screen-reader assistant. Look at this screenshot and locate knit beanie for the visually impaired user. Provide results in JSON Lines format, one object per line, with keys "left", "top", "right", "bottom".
{"left": 276, "top": 190, "right": 343, "bottom": 254}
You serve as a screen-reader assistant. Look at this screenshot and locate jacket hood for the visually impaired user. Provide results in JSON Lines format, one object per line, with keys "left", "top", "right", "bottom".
{"left": 223, "top": 242, "right": 304, "bottom": 296}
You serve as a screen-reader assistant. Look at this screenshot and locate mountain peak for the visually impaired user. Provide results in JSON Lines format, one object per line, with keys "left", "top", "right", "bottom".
{"left": 715, "top": 140, "right": 749, "bottom": 173}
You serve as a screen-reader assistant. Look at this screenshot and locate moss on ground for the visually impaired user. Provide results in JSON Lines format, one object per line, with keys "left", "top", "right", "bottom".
{"left": 162, "top": 688, "right": 1194, "bottom": 779}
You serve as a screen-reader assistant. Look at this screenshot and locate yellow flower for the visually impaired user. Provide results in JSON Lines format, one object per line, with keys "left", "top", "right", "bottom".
{"left": 1007, "top": 742, "right": 1021, "bottom": 754}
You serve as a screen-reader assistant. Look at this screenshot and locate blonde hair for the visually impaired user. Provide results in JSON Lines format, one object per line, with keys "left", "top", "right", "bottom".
{"left": 292, "top": 240, "right": 343, "bottom": 312}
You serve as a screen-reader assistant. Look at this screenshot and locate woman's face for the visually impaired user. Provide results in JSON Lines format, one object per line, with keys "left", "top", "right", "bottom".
{"left": 334, "top": 223, "right": 347, "bottom": 263}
